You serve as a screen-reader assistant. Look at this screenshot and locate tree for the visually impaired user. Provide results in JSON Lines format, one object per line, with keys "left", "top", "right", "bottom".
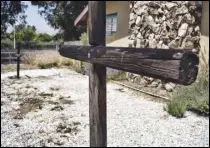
{"left": 21, "top": 25, "right": 36, "bottom": 43}
{"left": 11, "top": 24, "right": 36, "bottom": 44}
{"left": 35, "top": 33, "right": 53, "bottom": 42}
{"left": 1, "top": 1, "right": 28, "bottom": 38}
{"left": 16, "top": 23, "right": 26, "bottom": 32}
{"left": 53, "top": 31, "right": 64, "bottom": 42}
{"left": 31, "top": 1, "right": 88, "bottom": 41}
{"left": 3, "top": 32, "right": 14, "bottom": 41}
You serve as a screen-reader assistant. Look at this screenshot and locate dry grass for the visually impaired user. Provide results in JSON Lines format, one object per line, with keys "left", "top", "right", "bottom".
{"left": 21, "top": 50, "right": 82, "bottom": 73}
{"left": 60, "top": 57, "right": 74, "bottom": 66}
{"left": 35, "top": 51, "right": 60, "bottom": 69}
{"left": 21, "top": 52, "right": 37, "bottom": 65}
{"left": 1, "top": 64, "right": 16, "bottom": 72}
{"left": 107, "top": 71, "right": 128, "bottom": 81}
{"left": 1, "top": 64, "right": 37, "bottom": 73}
{"left": 22, "top": 50, "right": 61, "bottom": 67}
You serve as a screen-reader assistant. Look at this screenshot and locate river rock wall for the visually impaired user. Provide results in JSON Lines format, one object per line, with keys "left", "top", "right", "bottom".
{"left": 128, "top": 1, "right": 202, "bottom": 91}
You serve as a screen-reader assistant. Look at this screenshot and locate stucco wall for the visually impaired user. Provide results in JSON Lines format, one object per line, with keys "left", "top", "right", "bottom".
{"left": 86, "top": 1, "right": 129, "bottom": 44}
{"left": 200, "top": 1, "right": 209, "bottom": 67}
{"left": 106, "top": 1, "right": 129, "bottom": 44}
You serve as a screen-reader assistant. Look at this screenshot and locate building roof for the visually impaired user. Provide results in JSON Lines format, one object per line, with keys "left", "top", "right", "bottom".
{"left": 74, "top": 5, "right": 88, "bottom": 26}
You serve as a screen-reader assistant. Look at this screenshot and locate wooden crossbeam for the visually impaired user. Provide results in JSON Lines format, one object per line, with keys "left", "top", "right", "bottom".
{"left": 59, "top": 45, "right": 199, "bottom": 85}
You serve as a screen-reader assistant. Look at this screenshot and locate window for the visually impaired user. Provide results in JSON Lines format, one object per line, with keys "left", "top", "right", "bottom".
{"left": 106, "top": 13, "right": 117, "bottom": 35}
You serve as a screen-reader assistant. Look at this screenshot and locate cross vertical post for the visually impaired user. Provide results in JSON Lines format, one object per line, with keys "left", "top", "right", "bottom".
{"left": 88, "top": 1, "right": 107, "bottom": 147}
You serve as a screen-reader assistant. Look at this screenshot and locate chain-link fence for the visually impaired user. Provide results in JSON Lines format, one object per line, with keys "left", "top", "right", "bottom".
{"left": 1, "top": 41, "right": 60, "bottom": 51}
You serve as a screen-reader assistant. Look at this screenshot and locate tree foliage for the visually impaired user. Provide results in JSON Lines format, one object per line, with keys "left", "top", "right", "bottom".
{"left": 31, "top": 1, "right": 88, "bottom": 41}
{"left": 1, "top": 1, "right": 28, "bottom": 37}
{"left": 10, "top": 24, "right": 37, "bottom": 44}
{"left": 1, "top": 1, "right": 85, "bottom": 41}
{"left": 35, "top": 33, "right": 53, "bottom": 42}
{"left": 3, "top": 23, "right": 60, "bottom": 43}
{"left": 53, "top": 32, "right": 64, "bottom": 42}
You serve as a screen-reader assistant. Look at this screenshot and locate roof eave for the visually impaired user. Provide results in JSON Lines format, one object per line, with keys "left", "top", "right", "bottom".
{"left": 74, "top": 5, "right": 88, "bottom": 26}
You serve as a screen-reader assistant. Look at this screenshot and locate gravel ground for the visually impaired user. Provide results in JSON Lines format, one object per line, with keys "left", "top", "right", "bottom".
{"left": 1, "top": 68, "right": 209, "bottom": 147}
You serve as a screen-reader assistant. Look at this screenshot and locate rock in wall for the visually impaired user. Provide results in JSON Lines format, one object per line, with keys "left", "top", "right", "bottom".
{"left": 128, "top": 1, "right": 202, "bottom": 92}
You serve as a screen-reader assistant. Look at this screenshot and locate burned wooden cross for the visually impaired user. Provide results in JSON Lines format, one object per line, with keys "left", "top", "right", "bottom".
{"left": 59, "top": 1, "right": 199, "bottom": 147}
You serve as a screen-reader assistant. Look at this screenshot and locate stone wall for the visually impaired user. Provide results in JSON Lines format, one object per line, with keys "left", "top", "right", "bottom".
{"left": 128, "top": 1, "right": 202, "bottom": 92}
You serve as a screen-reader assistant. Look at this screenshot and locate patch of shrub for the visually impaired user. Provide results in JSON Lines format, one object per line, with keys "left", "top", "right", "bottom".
{"left": 166, "top": 100, "right": 187, "bottom": 118}
{"left": 166, "top": 68, "right": 209, "bottom": 117}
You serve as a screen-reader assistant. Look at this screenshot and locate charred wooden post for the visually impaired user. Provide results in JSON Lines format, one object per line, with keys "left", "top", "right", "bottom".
{"left": 59, "top": 45, "right": 199, "bottom": 85}
{"left": 88, "top": 1, "right": 107, "bottom": 147}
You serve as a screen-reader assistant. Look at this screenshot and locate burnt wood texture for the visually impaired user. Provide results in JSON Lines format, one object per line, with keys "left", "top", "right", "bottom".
{"left": 59, "top": 45, "right": 199, "bottom": 85}
{"left": 88, "top": 1, "right": 107, "bottom": 147}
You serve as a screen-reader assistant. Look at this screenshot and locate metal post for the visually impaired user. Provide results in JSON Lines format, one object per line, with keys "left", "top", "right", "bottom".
{"left": 14, "top": 24, "right": 16, "bottom": 50}
{"left": 17, "top": 44, "right": 20, "bottom": 79}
